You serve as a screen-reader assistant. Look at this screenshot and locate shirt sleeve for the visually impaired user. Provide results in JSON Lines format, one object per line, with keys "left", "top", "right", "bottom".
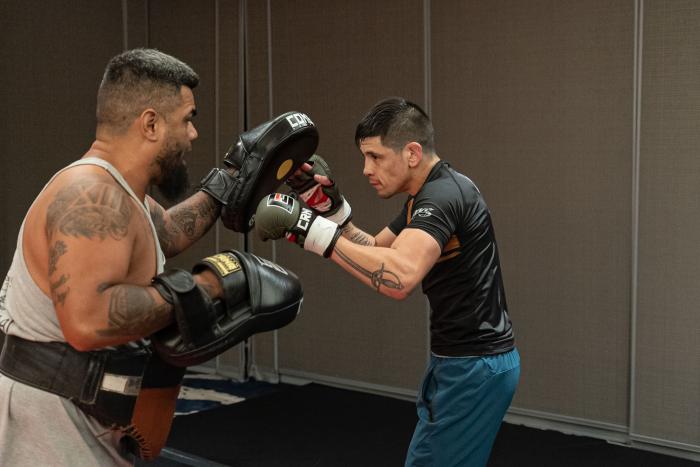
{"left": 404, "top": 191, "right": 458, "bottom": 249}
{"left": 388, "top": 200, "right": 409, "bottom": 235}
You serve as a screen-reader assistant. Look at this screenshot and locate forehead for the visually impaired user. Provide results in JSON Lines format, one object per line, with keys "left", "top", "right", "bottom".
{"left": 359, "top": 136, "right": 392, "bottom": 154}
{"left": 178, "top": 86, "right": 196, "bottom": 109}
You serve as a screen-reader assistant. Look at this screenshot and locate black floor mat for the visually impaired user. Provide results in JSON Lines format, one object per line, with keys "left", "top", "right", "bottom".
{"left": 139, "top": 383, "right": 698, "bottom": 467}
{"left": 163, "top": 383, "right": 416, "bottom": 467}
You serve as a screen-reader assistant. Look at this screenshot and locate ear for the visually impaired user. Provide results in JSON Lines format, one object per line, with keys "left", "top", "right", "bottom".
{"left": 139, "top": 108, "right": 161, "bottom": 142}
{"left": 405, "top": 142, "right": 423, "bottom": 168}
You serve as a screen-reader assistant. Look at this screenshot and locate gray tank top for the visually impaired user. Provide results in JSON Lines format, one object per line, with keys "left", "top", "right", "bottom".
{"left": 0, "top": 156, "right": 165, "bottom": 341}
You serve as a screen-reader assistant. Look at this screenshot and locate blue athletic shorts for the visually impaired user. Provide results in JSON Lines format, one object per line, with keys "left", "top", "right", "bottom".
{"left": 405, "top": 348, "right": 520, "bottom": 467}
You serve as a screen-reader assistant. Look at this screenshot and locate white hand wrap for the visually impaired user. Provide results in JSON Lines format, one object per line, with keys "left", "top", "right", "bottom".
{"left": 303, "top": 216, "right": 341, "bottom": 257}
{"left": 326, "top": 197, "right": 352, "bottom": 226}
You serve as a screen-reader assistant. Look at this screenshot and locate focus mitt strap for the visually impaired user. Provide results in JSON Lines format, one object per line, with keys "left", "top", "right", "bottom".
{"left": 151, "top": 270, "right": 216, "bottom": 348}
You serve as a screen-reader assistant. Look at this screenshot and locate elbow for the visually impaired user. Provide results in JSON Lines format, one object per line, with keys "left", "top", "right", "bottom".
{"left": 61, "top": 321, "right": 105, "bottom": 352}
{"left": 64, "top": 332, "right": 98, "bottom": 352}
{"left": 383, "top": 278, "right": 421, "bottom": 301}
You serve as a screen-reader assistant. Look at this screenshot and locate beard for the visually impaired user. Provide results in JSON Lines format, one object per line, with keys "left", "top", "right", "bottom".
{"left": 154, "top": 136, "right": 190, "bottom": 202}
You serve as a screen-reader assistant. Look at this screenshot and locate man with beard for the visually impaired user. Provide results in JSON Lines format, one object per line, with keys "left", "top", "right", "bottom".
{"left": 0, "top": 48, "right": 262, "bottom": 465}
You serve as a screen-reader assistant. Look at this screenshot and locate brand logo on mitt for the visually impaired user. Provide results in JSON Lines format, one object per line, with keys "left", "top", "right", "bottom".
{"left": 205, "top": 253, "right": 241, "bottom": 276}
{"left": 267, "top": 193, "right": 294, "bottom": 214}
{"left": 296, "top": 207, "right": 313, "bottom": 232}
{"left": 286, "top": 113, "right": 314, "bottom": 130}
{"left": 252, "top": 254, "right": 288, "bottom": 275}
{"left": 412, "top": 207, "right": 434, "bottom": 219}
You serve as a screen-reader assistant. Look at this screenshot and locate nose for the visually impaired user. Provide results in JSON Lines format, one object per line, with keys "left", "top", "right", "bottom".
{"left": 362, "top": 156, "right": 373, "bottom": 177}
{"left": 188, "top": 122, "right": 198, "bottom": 141}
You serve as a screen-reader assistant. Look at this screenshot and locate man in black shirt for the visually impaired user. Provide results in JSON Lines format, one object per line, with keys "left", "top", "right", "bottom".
{"left": 255, "top": 97, "right": 520, "bottom": 467}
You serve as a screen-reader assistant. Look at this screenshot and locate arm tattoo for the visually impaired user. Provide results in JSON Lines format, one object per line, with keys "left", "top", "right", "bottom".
{"left": 50, "top": 274, "right": 70, "bottom": 306}
{"left": 196, "top": 195, "right": 219, "bottom": 222}
{"left": 48, "top": 240, "right": 67, "bottom": 276}
{"left": 334, "top": 247, "right": 404, "bottom": 292}
{"left": 343, "top": 225, "right": 375, "bottom": 246}
{"left": 151, "top": 195, "right": 220, "bottom": 256}
{"left": 46, "top": 181, "right": 132, "bottom": 240}
{"left": 170, "top": 205, "right": 197, "bottom": 238}
{"left": 96, "top": 285, "right": 170, "bottom": 337}
{"left": 149, "top": 202, "right": 176, "bottom": 255}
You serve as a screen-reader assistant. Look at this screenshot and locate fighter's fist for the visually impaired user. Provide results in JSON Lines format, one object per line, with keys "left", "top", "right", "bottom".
{"left": 254, "top": 193, "right": 342, "bottom": 258}
{"left": 286, "top": 154, "right": 352, "bottom": 226}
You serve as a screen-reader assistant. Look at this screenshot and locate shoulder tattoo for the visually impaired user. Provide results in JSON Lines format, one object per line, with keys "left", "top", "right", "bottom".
{"left": 46, "top": 180, "right": 132, "bottom": 240}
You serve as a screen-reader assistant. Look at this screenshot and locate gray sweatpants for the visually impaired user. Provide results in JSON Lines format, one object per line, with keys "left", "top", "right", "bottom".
{"left": 0, "top": 374, "right": 134, "bottom": 466}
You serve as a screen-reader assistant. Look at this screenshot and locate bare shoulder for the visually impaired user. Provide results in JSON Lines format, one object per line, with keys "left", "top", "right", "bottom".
{"left": 42, "top": 166, "right": 133, "bottom": 240}
{"left": 23, "top": 165, "right": 146, "bottom": 295}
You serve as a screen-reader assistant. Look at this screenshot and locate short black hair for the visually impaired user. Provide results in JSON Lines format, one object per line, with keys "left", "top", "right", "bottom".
{"left": 355, "top": 97, "right": 435, "bottom": 153}
{"left": 96, "top": 48, "right": 199, "bottom": 133}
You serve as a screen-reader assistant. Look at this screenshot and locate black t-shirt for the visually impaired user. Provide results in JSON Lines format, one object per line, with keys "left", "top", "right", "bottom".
{"left": 388, "top": 161, "right": 514, "bottom": 356}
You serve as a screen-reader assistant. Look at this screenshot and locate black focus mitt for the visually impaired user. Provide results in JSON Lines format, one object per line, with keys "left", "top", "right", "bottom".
{"left": 199, "top": 111, "right": 319, "bottom": 232}
{"left": 151, "top": 250, "right": 303, "bottom": 367}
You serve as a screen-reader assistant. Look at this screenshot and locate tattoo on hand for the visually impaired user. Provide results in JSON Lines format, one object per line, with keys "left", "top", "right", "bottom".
{"left": 334, "top": 248, "right": 404, "bottom": 292}
{"left": 96, "top": 285, "right": 170, "bottom": 337}
{"left": 46, "top": 180, "right": 132, "bottom": 240}
{"left": 48, "top": 241, "right": 67, "bottom": 276}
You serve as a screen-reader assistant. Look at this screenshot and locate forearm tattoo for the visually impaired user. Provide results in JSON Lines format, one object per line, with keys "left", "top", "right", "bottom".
{"left": 342, "top": 225, "right": 375, "bottom": 246}
{"left": 334, "top": 248, "right": 404, "bottom": 292}
{"left": 46, "top": 181, "right": 132, "bottom": 240}
{"left": 149, "top": 205, "right": 175, "bottom": 255}
{"left": 151, "top": 194, "right": 220, "bottom": 256}
{"left": 170, "top": 205, "right": 198, "bottom": 238}
{"left": 96, "top": 284, "right": 171, "bottom": 337}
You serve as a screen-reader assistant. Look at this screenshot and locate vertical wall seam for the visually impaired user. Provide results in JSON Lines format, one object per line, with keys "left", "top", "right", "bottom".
{"left": 213, "top": 0, "right": 222, "bottom": 374}
{"left": 239, "top": 0, "right": 250, "bottom": 381}
{"left": 241, "top": 0, "right": 248, "bottom": 133}
{"left": 121, "top": 0, "right": 128, "bottom": 50}
{"left": 144, "top": 0, "right": 149, "bottom": 47}
{"left": 423, "top": 0, "right": 432, "bottom": 365}
{"left": 267, "top": 0, "right": 274, "bottom": 120}
{"left": 630, "top": 0, "right": 644, "bottom": 439}
{"left": 266, "top": 0, "right": 280, "bottom": 378}
{"left": 423, "top": 0, "right": 432, "bottom": 115}
{"left": 215, "top": 0, "right": 221, "bottom": 251}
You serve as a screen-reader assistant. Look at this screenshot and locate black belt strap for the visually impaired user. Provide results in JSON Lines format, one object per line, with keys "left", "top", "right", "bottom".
{"left": 0, "top": 334, "right": 109, "bottom": 404}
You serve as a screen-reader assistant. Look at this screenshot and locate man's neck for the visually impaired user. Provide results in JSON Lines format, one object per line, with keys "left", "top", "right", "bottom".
{"left": 84, "top": 138, "right": 152, "bottom": 201}
{"left": 408, "top": 155, "right": 441, "bottom": 196}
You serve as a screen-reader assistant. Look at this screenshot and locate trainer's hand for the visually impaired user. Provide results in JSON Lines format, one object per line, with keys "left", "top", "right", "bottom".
{"left": 254, "top": 193, "right": 342, "bottom": 258}
{"left": 286, "top": 154, "right": 352, "bottom": 226}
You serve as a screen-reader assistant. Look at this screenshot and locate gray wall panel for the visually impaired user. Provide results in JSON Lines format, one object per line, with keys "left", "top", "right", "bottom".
{"left": 432, "top": 0, "right": 634, "bottom": 424}
{"left": 146, "top": 0, "right": 244, "bottom": 370}
{"left": 260, "top": 0, "right": 429, "bottom": 389}
{"left": 0, "top": 0, "right": 123, "bottom": 277}
{"left": 637, "top": 0, "right": 700, "bottom": 445}
{"left": 147, "top": 0, "right": 220, "bottom": 270}
{"left": 245, "top": 0, "right": 278, "bottom": 376}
